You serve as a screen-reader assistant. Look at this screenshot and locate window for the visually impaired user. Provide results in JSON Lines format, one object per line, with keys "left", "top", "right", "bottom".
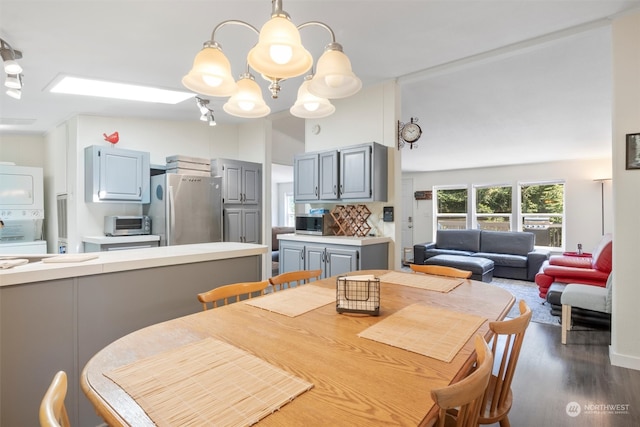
{"left": 284, "top": 192, "right": 295, "bottom": 227}
{"left": 435, "top": 188, "right": 468, "bottom": 229}
{"left": 520, "top": 182, "right": 564, "bottom": 248}
{"left": 475, "top": 185, "right": 512, "bottom": 231}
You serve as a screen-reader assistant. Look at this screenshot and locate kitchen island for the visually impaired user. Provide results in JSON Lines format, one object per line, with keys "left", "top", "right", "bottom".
{"left": 0, "top": 242, "right": 267, "bottom": 427}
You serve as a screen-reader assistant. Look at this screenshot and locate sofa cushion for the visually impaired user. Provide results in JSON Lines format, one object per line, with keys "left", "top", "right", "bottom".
{"left": 436, "top": 229, "right": 481, "bottom": 252}
{"left": 561, "top": 283, "right": 609, "bottom": 313}
{"left": 425, "top": 248, "right": 475, "bottom": 258}
{"left": 591, "top": 233, "right": 612, "bottom": 273}
{"left": 480, "top": 230, "right": 534, "bottom": 256}
{"left": 473, "top": 252, "right": 527, "bottom": 268}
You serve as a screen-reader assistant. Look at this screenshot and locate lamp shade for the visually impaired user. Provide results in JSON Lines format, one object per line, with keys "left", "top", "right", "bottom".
{"left": 223, "top": 75, "right": 271, "bottom": 118}
{"left": 6, "top": 88, "right": 21, "bottom": 99}
{"left": 307, "top": 48, "right": 361, "bottom": 99}
{"left": 290, "top": 79, "right": 335, "bottom": 119}
{"left": 4, "top": 74, "right": 21, "bottom": 89}
{"left": 247, "top": 16, "right": 312, "bottom": 79}
{"left": 182, "top": 45, "right": 238, "bottom": 97}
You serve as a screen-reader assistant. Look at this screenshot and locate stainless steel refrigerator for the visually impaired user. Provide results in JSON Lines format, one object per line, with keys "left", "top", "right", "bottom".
{"left": 144, "top": 174, "right": 222, "bottom": 246}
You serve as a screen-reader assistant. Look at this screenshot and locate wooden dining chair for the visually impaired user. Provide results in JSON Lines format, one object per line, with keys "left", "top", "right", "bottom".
{"left": 431, "top": 334, "right": 493, "bottom": 427}
{"left": 39, "top": 371, "right": 71, "bottom": 427}
{"left": 197, "top": 280, "right": 269, "bottom": 311}
{"left": 269, "top": 269, "right": 322, "bottom": 292}
{"left": 478, "top": 300, "right": 532, "bottom": 426}
{"left": 410, "top": 263, "right": 472, "bottom": 279}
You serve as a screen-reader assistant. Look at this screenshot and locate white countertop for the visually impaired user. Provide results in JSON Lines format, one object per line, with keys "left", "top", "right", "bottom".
{"left": 277, "top": 233, "right": 391, "bottom": 246}
{"left": 0, "top": 242, "right": 268, "bottom": 287}
{"left": 82, "top": 235, "right": 161, "bottom": 244}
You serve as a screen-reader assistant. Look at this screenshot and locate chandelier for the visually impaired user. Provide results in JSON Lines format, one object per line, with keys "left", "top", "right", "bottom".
{"left": 182, "top": 0, "right": 361, "bottom": 119}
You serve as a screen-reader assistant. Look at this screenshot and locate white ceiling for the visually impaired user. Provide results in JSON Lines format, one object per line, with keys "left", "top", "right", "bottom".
{"left": 1, "top": 0, "right": 638, "bottom": 172}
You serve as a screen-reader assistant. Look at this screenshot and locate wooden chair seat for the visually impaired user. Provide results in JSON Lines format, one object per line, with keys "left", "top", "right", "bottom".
{"left": 431, "top": 335, "right": 493, "bottom": 427}
{"left": 269, "top": 269, "right": 322, "bottom": 292}
{"left": 40, "top": 370, "right": 71, "bottom": 427}
{"left": 410, "top": 263, "right": 472, "bottom": 279}
{"left": 197, "top": 280, "right": 269, "bottom": 310}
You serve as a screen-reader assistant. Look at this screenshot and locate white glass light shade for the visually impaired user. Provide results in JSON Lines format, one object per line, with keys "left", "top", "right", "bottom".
{"left": 4, "top": 74, "right": 21, "bottom": 89}
{"left": 223, "top": 76, "right": 270, "bottom": 118}
{"left": 290, "top": 79, "right": 335, "bottom": 119}
{"left": 6, "top": 88, "right": 21, "bottom": 99}
{"left": 182, "top": 45, "right": 237, "bottom": 97}
{"left": 247, "top": 16, "right": 313, "bottom": 79}
{"left": 3, "top": 59, "right": 22, "bottom": 75}
{"left": 307, "top": 49, "right": 362, "bottom": 99}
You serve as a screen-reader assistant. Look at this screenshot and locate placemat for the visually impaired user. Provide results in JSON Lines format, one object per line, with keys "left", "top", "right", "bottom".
{"left": 379, "top": 271, "right": 464, "bottom": 293}
{"left": 105, "top": 337, "right": 313, "bottom": 427}
{"left": 358, "top": 304, "right": 486, "bottom": 362}
{"left": 245, "top": 285, "right": 335, "bottom": 317}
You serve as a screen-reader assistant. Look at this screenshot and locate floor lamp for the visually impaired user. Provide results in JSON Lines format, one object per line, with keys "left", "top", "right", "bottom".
{"left": 594, "top": 178, "right": 611, "bottom": 235}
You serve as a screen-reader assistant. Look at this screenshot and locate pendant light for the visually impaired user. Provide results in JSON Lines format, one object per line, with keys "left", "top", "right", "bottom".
{"left": 290, "top": 75, "right": 335, "bottom": 119}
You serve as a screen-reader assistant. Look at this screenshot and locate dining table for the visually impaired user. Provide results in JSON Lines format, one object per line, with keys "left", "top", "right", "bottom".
{"left": 81, "top": 269, "right": 515, "bottom": 427}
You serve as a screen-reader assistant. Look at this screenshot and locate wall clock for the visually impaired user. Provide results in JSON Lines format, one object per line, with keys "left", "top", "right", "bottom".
{"left": 398, "top": 117, "right": 422, "bottom": 150}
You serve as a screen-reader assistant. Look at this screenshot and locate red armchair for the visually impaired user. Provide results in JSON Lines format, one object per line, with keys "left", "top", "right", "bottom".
{"left": 535, "top": 234, "right": 612, "bottom": 298}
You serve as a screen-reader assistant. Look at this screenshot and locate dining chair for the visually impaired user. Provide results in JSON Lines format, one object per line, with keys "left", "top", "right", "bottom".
{"left": 431, "top": 334, "right": 493, "bottom": 427}
{"left": 39, "top": 371, "right": 71, "bottom": 427}
{"left": 478, "top": 299, "right": 532, "bottom": 426}
{"left": 197, "top": 280, "right": 269, "bottom": 311}
{"left": 269, "top": 269, "right": 322, "bottom": 292}
{"left": 410, "top": 263, "right": 472, "bottom": 279}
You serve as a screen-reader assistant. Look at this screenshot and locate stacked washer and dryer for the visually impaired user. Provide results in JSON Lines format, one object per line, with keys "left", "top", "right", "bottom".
{"left": 0, "top": 164, "right": 47, "bottom": 254}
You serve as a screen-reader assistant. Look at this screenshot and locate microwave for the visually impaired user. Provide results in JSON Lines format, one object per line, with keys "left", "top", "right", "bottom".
{"left": 104, "top": 215, "right": 151, "bottom": 236}
{"left": 295, "top": 214, "right": 335, "bottom": 236}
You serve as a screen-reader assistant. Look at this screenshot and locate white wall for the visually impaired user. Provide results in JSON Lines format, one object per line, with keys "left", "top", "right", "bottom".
{"left": 610, "top": 11, "right": 640, "bottom": 370}
{"left": 404, "top": 157, "right": 613, "bottom": 253}
{"left": 0, "top": 134, "right": 46, "bottom": 166}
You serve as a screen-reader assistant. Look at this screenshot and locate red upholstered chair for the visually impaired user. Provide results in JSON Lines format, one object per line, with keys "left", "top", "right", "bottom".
{"left": 535, "top": 234, "right": 612, "bottom": 298}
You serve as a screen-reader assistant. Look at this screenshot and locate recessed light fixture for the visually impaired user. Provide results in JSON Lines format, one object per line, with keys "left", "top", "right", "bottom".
{"left": 48, "top": 75, "right": 195, "bottom": 104}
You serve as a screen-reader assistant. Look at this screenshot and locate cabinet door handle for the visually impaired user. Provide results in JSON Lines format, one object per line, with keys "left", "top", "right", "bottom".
{"left": 315, "top": 186, "right": 318, "bottom": 197}
{"left": 339, "top": 184, "right": 343, "bottom": 194}
{"left": 333, "top": 184, "right": 337, "bottom": 195}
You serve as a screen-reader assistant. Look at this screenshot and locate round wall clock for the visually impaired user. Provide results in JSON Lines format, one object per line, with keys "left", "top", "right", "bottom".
{"left": 398, "top": 117, "right": 422, "bottom": 149}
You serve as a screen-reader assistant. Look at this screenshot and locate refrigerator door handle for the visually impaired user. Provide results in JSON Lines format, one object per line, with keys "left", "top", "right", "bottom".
{"left": 168, "top": 185, "right": 175, "bottom": 243}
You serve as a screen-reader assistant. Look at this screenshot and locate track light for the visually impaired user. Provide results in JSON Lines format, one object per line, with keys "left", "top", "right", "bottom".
{"left": 5, "top": 74, "right": 22, "bottom": 89}
{"left": 182, "top": 0, "right": 360, "bottom": 119}
{"left": 6, "top": 88, "right": 21, "bottom": 99}
{"left": 0, "top": 38, "right": 23, "bottom": 75}
{"left": 195, "top": 97, "right": 216, "bottom": 126}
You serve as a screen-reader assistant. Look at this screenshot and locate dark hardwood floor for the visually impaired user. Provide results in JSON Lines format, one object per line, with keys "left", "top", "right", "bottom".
{"left": 487, "top": 321, "right": 640, "bottom": 427}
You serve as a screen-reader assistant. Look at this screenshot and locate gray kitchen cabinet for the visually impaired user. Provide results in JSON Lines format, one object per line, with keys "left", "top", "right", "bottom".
{"left": 293, "top": 143, "right": 387, "bottom": 203}
{"left": 339, "top": 142, "right": 387, "bottom": 202}
{"left": 279, "top": 237, "right": 388, "bottom": 278}
{"left": 224, "top": 207, "right": 260, "bottom": 243}
{"left": 294, "top": 150, "right": 339, "bottom": 202}
{"left": 84, "top": 145, "right": 150, "bottom": 203}
{"left": 279, "top": 242, "right": 305, "bottom": 273}
{"left": 212, "top": 158, "right": 261, "bottom": 205}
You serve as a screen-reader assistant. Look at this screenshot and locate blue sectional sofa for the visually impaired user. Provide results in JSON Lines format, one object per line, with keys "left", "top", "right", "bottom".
{"left": 413, "top": 229, "right": 550, "bottom": 281}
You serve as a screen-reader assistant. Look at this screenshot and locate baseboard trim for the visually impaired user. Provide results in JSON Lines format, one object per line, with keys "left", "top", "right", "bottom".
{"left": 609, "top": 346, "right": 640, "bottom": 371}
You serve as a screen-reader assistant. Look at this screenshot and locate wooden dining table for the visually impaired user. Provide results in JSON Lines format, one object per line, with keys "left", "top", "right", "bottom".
{"left": 81, "top": 269, "right": 514, "bottom": 427}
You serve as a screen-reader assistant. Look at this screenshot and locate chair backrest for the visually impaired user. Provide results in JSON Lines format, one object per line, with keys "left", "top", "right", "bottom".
{"left": 431, "top": 335, "right": 493, "bottom": 427}
{"left": 480, "top": 300, "right": 532, "bottom": 419}
{"left": 40, "top": 371, "right": 71, "bottom": 427}
{"left": 410, "top": 263, "right": 472, "bottom": 279}
{"left": 269, "top": 269, "right": 322, "bottom": 292}
{"left": 197, "top": 280, "right": 269, "bottom": 311}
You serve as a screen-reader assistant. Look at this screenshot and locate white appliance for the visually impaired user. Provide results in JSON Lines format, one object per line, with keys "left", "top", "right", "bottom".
{"left": 0, "top": 164, "right": 47, "bottom": 254}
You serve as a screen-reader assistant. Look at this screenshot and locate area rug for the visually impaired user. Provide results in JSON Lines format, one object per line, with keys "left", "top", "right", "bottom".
{"left": 490, "top": 277, "right": 560, "bottom": 326}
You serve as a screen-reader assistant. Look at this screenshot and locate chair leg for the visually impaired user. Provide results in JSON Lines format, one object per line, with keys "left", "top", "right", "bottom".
{"left": 561, "top": 304, "right": 571, "bottom": 344}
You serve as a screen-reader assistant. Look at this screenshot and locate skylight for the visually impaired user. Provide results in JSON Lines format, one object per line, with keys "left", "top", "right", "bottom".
{"left": 49, "top": 76, "right": 195, "bottom": 104}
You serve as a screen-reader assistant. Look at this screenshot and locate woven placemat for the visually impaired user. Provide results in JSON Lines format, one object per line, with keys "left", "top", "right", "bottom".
{"left": 245, "top": 285, "right": 335, "bottom": 317}
{"left": 379, "top": 271, "right": 464, "bottom": 293}
{"left": 105, "top": 337, "right": 313, "bottom": 426}
{"left": 358, "top": 304, "right": 486, "bottom": 362}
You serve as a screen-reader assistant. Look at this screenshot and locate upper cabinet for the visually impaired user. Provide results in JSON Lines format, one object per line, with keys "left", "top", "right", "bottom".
{"left": 211, "top": 159, "right": 261, "bottom": 205}
{"left": 294, "top": 142, "right": 387, "bottom": 203}
{"left": 84, "top": 145, "right": 150, "bottom": 203}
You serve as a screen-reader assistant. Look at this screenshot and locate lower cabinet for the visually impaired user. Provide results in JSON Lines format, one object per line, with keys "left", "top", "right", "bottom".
{"left": 224, "top": 208, "right": 260, "bottom": 243}
{"left": 279, "top": 239, "right": 388, "bottom": 278}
